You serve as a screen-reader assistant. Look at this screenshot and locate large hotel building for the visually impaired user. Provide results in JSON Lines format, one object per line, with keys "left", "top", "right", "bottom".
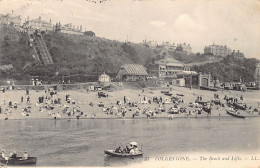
{"left": 204, "top": 43, "right": 231, "bottom": 57}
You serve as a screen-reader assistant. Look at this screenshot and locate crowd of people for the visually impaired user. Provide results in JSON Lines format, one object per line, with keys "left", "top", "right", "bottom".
{"left": 0, "top": 84, "right": 259, "bottom": 121}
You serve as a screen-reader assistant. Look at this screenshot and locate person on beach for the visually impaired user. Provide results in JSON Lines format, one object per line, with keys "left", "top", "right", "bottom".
{"left": 240, "top": 95, "right": 243, "bottom": 101}
{"left": 1, "top": 150, "right": 5, "bottom": 158}
{"left": 124, "top": 96, "right": 126, "bottom": 104}
{"left": 9, "top": 101, "right": 12, "bottom": 108}
{"left": 26, "top": 89, "right": 29, "bottom": 95}
{"left": 27, "top": 96, "right": 30, "bottom": 103}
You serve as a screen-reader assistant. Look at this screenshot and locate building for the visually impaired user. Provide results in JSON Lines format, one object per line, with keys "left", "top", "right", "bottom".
{"left": 148, "top": 57, "right": 185, "bottom": 81}
{"left": 98, "top": 72, "right": 111, "bottom": 87}
{"left": 55, "top": 23, "right": 84, "bottom": 35}
{"left": 117, "top": 64, "right": 148, "bottom": 82}
{"left": 84, "top": 31, "right": 95, "bottom": 37}
{"left": 148, "top": 57, "right": 197, "bottom": 85}
{"left": 231, "top": 50, "right": 244, "bottom": 57}
{"left": 0, "top": 13, "right": 21, "bottom": 27}
{"left": 204, "top": 43, "right": 231, "bottom": 57}
{"left": 175, "top": 43, "right": 192, "bottom": 55}
{"left": 0, "top": 64, "right": 14, "bottom": 72}
{"left": 24, "top": 16, "right": 52, "bottom": 32}
{"left": 254, "top": 62, "right": 260, "bottom": 89}
{"left": 223, "top": 82, "right": 242, "bottom": 90}
{"left": 162, "top": 42, "right": 176, "bottom": 51}
{"left": 142, "top": 40, "right": 158, "bottom": 48}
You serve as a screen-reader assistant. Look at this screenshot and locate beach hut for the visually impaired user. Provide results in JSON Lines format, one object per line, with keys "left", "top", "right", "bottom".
{"left": 177, "top": 78, "right": 185, "bottom": 87}
{"left": 89, "top": 85, "right": 95, "bottom": 91}
{"left": 98, "top": 72, "right": 111, "bottom": 87}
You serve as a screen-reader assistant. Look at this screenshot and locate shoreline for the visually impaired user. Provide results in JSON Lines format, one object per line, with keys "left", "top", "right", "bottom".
{"left": 1, "top": 115, "right": 260, "bottom": 121}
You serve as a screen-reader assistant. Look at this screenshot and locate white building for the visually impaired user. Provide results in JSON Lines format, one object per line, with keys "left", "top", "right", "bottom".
{"left": 55, "top": 23, "right": 83, "bottom": 35}
{"left": 0, "top": 13, "right": 21, "bottom": 27}
{"left": 24, "top": 16, "right": 52, "bottom": 31}
{"left": 99, "top": 72, "right": 111, "bottom": 86}
{"left": 204, "top": 43, "right": 231, "bottom": 57}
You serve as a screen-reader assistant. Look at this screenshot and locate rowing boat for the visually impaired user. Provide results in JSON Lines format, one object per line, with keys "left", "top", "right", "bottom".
{"left": 104, "top": 150, "right": 143, "bottom": 157}
{"left": 226, "top": 110, "right": 245, "bottom": 118}
{"left": 0, "top": 157, "right": 37, "bottom": 165}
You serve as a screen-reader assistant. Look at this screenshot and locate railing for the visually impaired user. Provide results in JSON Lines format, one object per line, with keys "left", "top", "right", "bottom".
{"left": 33, "top": 36, "right": 53, "bottom": 65}
{"left": 32, "top": 45, "right": 41, "bottom": 62}
{"left": 40, "top": 35, "right": 53, "bottom": 64}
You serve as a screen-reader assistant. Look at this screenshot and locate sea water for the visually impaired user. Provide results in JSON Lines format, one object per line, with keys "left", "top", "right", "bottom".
{"left": 0, "top": 117, "right": 259, "bottom": 166}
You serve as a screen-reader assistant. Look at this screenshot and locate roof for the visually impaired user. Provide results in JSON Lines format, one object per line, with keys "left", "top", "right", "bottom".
{"left": 177, "top": 71, "right": 198, "bottom": 75}
{"left": 154, "top": 57, "right": 184, "bottom": 67}
{"left": 0, "top": 64, "right": 14, "bottom": 71}
{"left": 117, "top": 64, "right": 148, "bottom": 76}
{"left": 30, "top": 18, "right": 51, "bottom": 24}
{"left": 0, "top": 14, "right": 21, "bottom": 20}
{"left": 99, "top": 72, "right": 110, "bottom": 78}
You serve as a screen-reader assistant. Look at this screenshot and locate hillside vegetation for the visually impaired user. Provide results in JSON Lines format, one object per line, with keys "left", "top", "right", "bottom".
{"left": 0, "top": 30, "right": 156, "bottom": 82}
{"left": 0, "top": 26, "right": 258, "bottom": 84}
{"left": 191, "top": 55, "right": 259, "bottom": 82}
{"left": 43, "top": 32, "right": 155, "bottom": 79}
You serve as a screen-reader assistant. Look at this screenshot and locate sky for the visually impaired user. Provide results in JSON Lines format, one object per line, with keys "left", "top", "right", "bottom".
{"left": 0, "top": 0, "right": 260, "bottom": 58}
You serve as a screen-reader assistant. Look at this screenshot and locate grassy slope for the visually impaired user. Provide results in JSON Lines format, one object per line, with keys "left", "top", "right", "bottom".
{"left": 44, "top": 32, "right": 155, "bottom": 77}
{"left": 0, "top": 25, "right": 34, "bottom": 74}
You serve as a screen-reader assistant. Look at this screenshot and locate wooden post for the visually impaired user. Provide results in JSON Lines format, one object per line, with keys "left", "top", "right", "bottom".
{"left": 190, "top": 75, "right": 192, "bottom": 88}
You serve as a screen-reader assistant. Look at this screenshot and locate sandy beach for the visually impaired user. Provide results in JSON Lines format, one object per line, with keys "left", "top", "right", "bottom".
{"left": 0, "top": 85, "right": 259, "bottom": 120}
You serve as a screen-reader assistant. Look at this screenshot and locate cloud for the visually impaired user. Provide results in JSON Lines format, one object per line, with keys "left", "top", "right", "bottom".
{"left": 150, "top": 20, "right": 166, "bottom": 27}
{"left": 172, "top": 14, "right": 205, "bottom": 33}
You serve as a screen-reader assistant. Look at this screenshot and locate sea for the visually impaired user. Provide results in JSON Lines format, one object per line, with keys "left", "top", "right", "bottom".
{"left": 0, "top": 117, "right": 259, "bottom": 167}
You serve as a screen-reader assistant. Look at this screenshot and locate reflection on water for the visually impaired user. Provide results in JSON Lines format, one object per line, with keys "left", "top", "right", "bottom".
{"left": 104, "top": 155, "right": 143, "bottom": 167}
{"left": 0, "top": 117, "right": 259, "bottom": 166}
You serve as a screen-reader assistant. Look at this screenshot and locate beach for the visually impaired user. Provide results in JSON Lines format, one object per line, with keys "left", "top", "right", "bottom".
{"left": 0, "top": 85, "right": 259, "bottom": 120}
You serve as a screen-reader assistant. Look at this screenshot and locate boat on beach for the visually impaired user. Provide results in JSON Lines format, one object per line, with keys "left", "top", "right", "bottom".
{"left": 0, "top": 156, "right": 37, "bottom": 165}
{"left": 202, "top": 106, "right": 211, "bottom": 114}
{"left": 233, "top": 102, "right": 247, "bottom": 110}
{"left": 226, "top": 110, "right": 246, "bottom": 118}
{"left": 104, "top": 150, "right": 143, "bottom": 157}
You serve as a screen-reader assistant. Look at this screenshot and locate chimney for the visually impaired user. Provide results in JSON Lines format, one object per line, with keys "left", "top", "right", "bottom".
{"left": 39, "top": 16, "right": 41, "bottom": 20}
{"left": 50, "top": 19, "right": 51, "bottom": 23}
{"left": 70, "top": 23, "right": 72, "bottom": 28}
{"left": 80, "top": 25, "right": 82, "bottom": 31}
{"left": 238, "top": 50, "right": 239, "bottom": 53}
